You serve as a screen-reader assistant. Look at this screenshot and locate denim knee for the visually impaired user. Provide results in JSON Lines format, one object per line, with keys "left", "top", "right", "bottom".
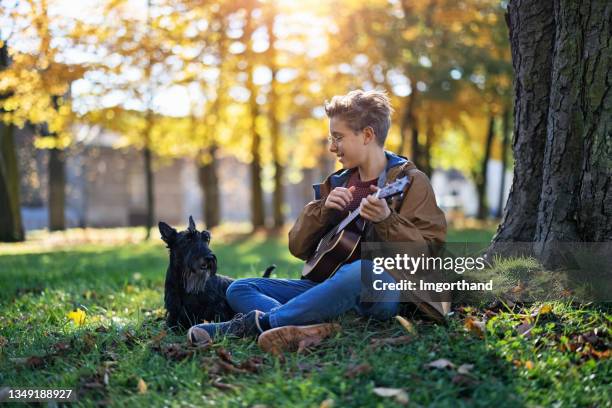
{"left": 225, "top": 278, "right": 254, "bottom": 303}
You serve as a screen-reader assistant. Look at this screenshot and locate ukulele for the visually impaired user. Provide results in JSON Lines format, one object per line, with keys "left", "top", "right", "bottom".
{"left": 302, "top": 176, "right": 410, "bottom": 282}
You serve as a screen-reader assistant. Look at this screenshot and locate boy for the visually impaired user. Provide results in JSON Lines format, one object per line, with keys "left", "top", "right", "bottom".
{"left": 188, "top": 90, "right": 447, "bottom": 353}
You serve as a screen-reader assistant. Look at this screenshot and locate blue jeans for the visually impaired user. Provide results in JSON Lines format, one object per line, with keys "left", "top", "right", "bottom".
{"left": 226, "top": 260, "right": 399, "bottom": 328}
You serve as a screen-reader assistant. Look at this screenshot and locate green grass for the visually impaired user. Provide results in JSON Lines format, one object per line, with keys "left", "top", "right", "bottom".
{"left": 0, "top": 228, "right": 610, "bottom": 407}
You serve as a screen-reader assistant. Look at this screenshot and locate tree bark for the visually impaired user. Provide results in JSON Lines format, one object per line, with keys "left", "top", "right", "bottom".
{"left": 476, "top": 115, "right": 495, "bottom": 220}
{"left": 491, "top": 0, "right": 611, "bottom": 266}
{"left": 48, "top": 146, "right": 66, "bottom": 231}
{"left": 490, "top": 0, "right": 555, "bottom": 245}
{"left": 497, "top": 106, "right": 510, "bottom": 218}
{"left": 0, "top": 122, "right": 24, "bottom": 242}
{"left": 245, "top": 9, "right": 265, "bottom": 229}
{"left": 143, "top": 143, "right": 154, "bottom": 239}
{"left": 534, "top": 0, "right": 611, "bottom": 264}
{"left": 0, "top": 41, "right": 24, "bottom": 242}
{"left": 198, "top": 145, "right": 220, "bottom": 229}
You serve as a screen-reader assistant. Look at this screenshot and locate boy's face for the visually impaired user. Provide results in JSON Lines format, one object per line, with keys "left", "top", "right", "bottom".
{"left": 328, "top": 117, "right": 367, "bottom": 169}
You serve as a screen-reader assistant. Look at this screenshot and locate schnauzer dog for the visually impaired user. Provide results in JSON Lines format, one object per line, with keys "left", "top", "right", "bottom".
{"left": 159, "top": 216, "right": 274, "bottom": 331}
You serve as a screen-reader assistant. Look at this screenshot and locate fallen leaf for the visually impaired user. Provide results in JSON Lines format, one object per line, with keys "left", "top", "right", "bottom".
{"left": 531, "top": 304, "right": 552, "bottom": 317}
{"left": 395, "top": 315, "right": 417, "bottom": 335}
{"left": 344, "top": 363, "right": 372, "bottom": 378}
{"left": 216, "top": 360, "right": 249, "bottom": 375}
{"left": 372, "top": 387, "right": 409, "bottom": 405}
{"left": 237, "top": 356, "right": 264, "bottom": 373}
{"left": 319, "top": 399, "right": 335, "bottom": 408}
{"left": 457, "top": 363, "right": 474, "bottom": 374}
{"left": 137, "top": 378, "right": 147, "bottom": 394}
{"left": 10, "top": 356, "right": 47, "bottom": 369}
{"left": 369, "top": 336, "right": 412, "bottom": 349}
{"left": 53, "top": 341, "right": 71, "bottom": 354}
{"left": 95, "top": 326, "right": 109, "bottom": 333}
{"left": 452, "top": 374, "right": 479, "bottom": 387}
{"left": 0, "top": 336, "right": 7, "bottom": 348}
{"left": 216, "top": 347, "right": 233, "bottom": 363}
{"left": 516, "top": 321, "right": 533, "bottom": 338}
{"left": 425, "top": 358, "right": 455, "bottom": 369}
{"left": 211, "top": 378, "right": 238, "bottom": 392}
{"left": 511, "top": 281, "right": 526, "bottom": 294}
{"left": 150, "top": 330, "right": 167, "bottom": 347}
{"left": 464, "top": 317, "right": 486, "bottom": 338}
{"left": 67, "top": 309, "right": 86, "bottom": 326}
{"left": 524, "top": 360, "right": 534, "bottom": 370}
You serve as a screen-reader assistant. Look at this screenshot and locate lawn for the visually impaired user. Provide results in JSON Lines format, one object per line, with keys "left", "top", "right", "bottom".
{"left": 0, "top": 227, "right": 609, "bottom": 407}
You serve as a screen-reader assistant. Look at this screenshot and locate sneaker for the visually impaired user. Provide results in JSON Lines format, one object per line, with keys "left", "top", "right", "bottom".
{"left": 187, "top": 310, "right": 264, "bottom": 344}
{"left": 257, "top": 323, "right": 341, "bottom": 355}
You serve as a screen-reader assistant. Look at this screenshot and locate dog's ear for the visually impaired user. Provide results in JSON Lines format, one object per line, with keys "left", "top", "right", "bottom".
{"left": 210, "top": 253, "right": 217, "bottom": 276}
{"left": 188, "top": 215, "right": 196, "bottom": 233}
{"left": 159, "top": 222, "right": 177, "bottom": 244}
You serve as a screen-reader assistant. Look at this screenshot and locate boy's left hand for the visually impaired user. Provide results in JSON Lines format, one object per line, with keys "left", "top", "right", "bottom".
{"left": 359, "top": 185, "right": 391, "bottom": 223}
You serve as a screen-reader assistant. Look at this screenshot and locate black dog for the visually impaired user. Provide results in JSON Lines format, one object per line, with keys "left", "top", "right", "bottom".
{"left": 159, "top": 216, "right": 275, "bottom": 331}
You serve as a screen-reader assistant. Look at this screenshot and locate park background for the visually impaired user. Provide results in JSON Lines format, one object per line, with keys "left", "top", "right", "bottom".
{"left": 0, "top": 0, "right": 610, "bottom": 407}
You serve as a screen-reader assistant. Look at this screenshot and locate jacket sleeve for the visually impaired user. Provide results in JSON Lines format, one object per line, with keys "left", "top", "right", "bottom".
{"left": 372, "top": 170, "right": 447, "bottom": 244}
{"left": 288, "top": 199, "right": 339, "bottom": 260}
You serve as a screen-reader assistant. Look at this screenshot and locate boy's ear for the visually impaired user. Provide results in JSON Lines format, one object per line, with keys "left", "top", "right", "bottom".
{"left": 158, "top": 222, "right": 177, "bottom": 244}
{"left": 363, "top": 126, "right": 376, "bottom": 145}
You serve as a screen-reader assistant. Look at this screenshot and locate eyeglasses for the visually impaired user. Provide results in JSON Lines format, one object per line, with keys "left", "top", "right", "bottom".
{"left": 327, "top": 135, "right": 344, "bottom": 145}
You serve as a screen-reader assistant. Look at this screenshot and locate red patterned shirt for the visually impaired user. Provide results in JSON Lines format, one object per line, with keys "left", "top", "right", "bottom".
{"left": 345, "top": 170, "right": 378, "bottom": 212}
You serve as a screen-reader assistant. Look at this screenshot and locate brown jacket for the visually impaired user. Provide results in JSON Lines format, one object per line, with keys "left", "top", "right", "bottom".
{"left": 288, "top": 151, "right": 450, "bottom": 319}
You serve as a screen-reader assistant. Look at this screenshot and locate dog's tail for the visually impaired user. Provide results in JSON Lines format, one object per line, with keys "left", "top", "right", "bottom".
{"left": 262, "top": 264, "right": 276, "bottom": 278}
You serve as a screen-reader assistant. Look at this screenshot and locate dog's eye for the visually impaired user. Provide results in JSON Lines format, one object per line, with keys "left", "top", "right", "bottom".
{"left": 202, "top": 232, "right": 211, "bottom": 243}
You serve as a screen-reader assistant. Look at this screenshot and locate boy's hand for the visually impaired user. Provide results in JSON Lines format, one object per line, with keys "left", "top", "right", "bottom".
{"left": 325, "top": 186, "right": 356, "bottom": 211}
{"left": 359, "top": 185, "right": 391, "bottom": 223}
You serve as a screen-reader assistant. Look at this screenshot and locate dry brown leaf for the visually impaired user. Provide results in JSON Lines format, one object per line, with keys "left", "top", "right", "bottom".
{"left": 150, "top": 330, "right": 167, "bottom": 346}
{"left": 216, "top": 347, "right": 233, "bottom": 363}
{"left": 464, "top": 317, "right": 486, "bottom": 338}
{"left": 211, "top": 378, "right": 238, "bottom": 392}
{"left": 372, "top": 387, "right": 409, "bottom": 405}
{"left": 369, "top": 336, "right": 412, "bottom": 349}
{"left": 319, "top": 398, "right": 335, "bottom": 408}
{"left": 425, "top": 358, "right": 455, "bottom": 369}
{"left": 395, "top": 315, "right": 417, "bottom": 335}
{"left": 344, "top": 363, "right": 372, "bottom": 378}
{"left": 0, "top": 336, "right": 8, "bottom": 348}
{"left": 137, "top": 378, "right": 147, "bottom": 394}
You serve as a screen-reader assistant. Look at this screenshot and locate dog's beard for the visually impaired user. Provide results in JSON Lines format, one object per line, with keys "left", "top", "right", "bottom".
{"left": 182, "top": 269, "right": 208, "bottom": 294}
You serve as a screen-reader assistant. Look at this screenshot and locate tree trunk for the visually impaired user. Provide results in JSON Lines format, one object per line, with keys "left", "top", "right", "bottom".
{"left": 48, "top": 146, "right": 66, "bottom": 231}
{"left": 534, "top": 0, "right": 611, "bottom": 264}
{"left": 476, "top": 115, "right": 495, "bottom": 220}
{"left": 490, "top": 0, "right": 555, "bottom": 245}
{"left": 198, "top": 145, "right": 220, "bottom": 229}
{"left": 0, "top": 122, "right": 24, "bottom": 242}
{"left": 497, "top": 106, "right": 510, "bottom": 218}
{"left": 143, "top": 137, "right": 155, "bottom": 240}
{"left": 245, "top": 10, "right": 265, "bottom": 229}
{"left": 491, "top": 0, "right": 611, "bottom": 266}
{"left": 0, "top": 41, "right": 24, "bottom": 242}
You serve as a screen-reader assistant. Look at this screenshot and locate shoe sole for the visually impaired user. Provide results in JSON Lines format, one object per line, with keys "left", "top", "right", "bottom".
{"left": 257, "top": 323, "right": 341, "bottom": 355}
{"left": 187, "top": 326, "right": 212, "bottom": 345}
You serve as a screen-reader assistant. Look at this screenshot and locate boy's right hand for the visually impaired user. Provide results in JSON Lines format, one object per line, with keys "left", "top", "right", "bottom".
{"left": 324, "top": 186, "right": 356, "bottom": 211}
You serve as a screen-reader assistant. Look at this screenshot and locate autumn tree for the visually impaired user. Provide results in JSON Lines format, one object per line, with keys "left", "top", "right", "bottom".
{"left": 491, "top": 0, "right": 611, "bottom": 266}
{"left": 0, "top": 0, "right": 85, "bottom": 232}
{"left": 0, "top": 39, "right": 24, "bottom": 242}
